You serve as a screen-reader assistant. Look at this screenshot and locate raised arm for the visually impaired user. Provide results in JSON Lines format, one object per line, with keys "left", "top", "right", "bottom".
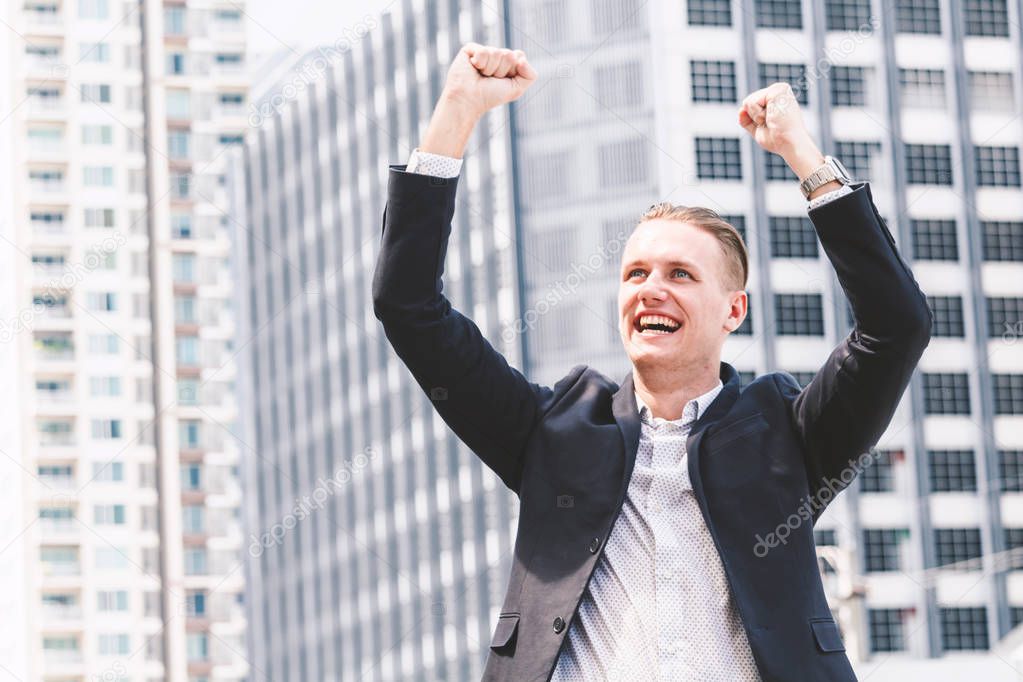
{"left": 372, "top": 44, "right": 570, "bottom": 495}
{"left": 739, "top": 83, "right": 933, "bottom": 514}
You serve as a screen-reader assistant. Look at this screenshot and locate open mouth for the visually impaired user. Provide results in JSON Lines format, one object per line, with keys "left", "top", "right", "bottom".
{"left": 633, "top": 313, "right": 682, "bottom": 336}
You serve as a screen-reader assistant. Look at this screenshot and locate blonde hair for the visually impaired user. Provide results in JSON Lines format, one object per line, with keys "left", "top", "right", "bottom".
{"left": 637, "top": 203, "right": 749, "bottom": 291}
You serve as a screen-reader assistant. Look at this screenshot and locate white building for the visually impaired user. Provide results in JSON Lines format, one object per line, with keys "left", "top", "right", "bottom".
{"left": 2, "top": 0, "right": 249, "bottom": 679}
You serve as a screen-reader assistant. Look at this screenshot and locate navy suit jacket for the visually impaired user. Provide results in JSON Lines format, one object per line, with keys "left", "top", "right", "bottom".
{"left": 372, "top": 164, "right": 932, "bottom": 681}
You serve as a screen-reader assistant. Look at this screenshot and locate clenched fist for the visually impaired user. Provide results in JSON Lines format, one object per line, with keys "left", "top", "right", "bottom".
{"left": 443, "top": 43, "right": 538, "bottom": 119}
{"left": 738, "top": 82, "right": 811, "bottom": 156}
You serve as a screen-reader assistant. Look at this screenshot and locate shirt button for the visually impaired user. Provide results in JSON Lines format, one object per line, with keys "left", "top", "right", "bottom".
{"left": 651, "top": 501, "right": 663, "bottom": 513}
{"left": 553, "top": 616, "right": 566, "bottom": 634}
{"left": 588, "top": 537, "right": 601, "bottom": 554}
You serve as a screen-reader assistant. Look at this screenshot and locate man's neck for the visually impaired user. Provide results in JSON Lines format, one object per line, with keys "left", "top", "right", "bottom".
{"left": 632, "top": 363, "right": 722, "bottom": 421}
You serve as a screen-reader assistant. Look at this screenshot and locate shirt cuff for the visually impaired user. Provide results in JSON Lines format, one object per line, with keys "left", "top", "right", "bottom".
{"left": 405, "top": 147, "right": 463, "bottom": 178}
{"left": 807, "top": 184, "right": 854, "bottom": 211}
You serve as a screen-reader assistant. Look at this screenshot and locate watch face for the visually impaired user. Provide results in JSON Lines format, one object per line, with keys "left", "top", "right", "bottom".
{"left": 828, "top": 156, "right": 852, "bottom": 182}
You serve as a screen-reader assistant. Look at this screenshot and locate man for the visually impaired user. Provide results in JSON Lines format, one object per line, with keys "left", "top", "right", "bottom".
{"left": 372, "top": 43, "right": 932, "bottom": 681}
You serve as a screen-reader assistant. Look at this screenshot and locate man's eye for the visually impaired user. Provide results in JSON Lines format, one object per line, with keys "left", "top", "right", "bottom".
{"left": 627, "top": 268, "right": 644, "bottom": 278}
{"left": 673, "top": 269, "right": 691, "bottom": 279}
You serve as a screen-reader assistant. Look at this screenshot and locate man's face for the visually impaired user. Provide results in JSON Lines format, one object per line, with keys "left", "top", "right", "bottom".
{"left": 617, "top": 219, "right": 747, "bottom": 373}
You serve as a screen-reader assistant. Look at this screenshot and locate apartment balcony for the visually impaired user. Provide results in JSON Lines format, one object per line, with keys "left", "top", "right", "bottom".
{"left": 35, "top": 387, "right": 75, "bottom": 405}
{"left": 27, "top": 138, "right": 66, "bottom": 161}
{"left": 40, "top": 603, "right": 82, "bottom": 622}
{"left": 40, "top": 560, "right": 80, "bottom": 577}
{"left": 30, "top": 215, "right": 67, "bottom": 235}
{"left": 24, "top": 56, "right": 66, "bottom": 77}
{"left": 37, "top": 471, "right": 75, "bottom": 489}
{"left": 34, "top": 346, "right": 74, "bottom": 364}
{"left": 26, "top": 96, "right": 65, "bottom": 120}
{"left": 38, "top": 431, "right": 75, "bottom": 447}
{"left": 42, "top": 648, "right": 83, "bottom": 664}
{"left": 33, "top": 262, "right": 66, "bottom": 283}
{"left": 39, "top": 517, "right": 78, "bottom": 538}
{"left": 24, "top": 8, "right": 64, "bottom": 35}
{"left": 29, "top": 179, "right": 67, "bottom": 200}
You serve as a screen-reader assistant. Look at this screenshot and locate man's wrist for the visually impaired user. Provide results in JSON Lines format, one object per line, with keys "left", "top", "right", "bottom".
{"left": 780, "top": 137, "right": 843, "bottom": 199}
{"left": 419, "top": 92, "right": 482, "bottom": 159}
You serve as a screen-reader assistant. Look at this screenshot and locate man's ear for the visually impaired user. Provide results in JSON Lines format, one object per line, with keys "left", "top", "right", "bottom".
{"left": 724, "top": 290, "right": 748, "bottom": 332}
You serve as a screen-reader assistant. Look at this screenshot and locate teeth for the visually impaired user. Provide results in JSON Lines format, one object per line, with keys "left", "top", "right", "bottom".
{"left": 638, "top": 314, "right": 680, "bottom": 331}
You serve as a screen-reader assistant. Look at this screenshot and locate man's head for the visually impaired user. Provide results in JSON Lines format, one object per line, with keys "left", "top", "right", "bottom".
{"left": 617, "top": 203, "right": 749, "bottom": 376}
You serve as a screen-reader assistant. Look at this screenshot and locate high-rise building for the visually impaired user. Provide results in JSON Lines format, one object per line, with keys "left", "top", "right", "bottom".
{"left": 231, "top": 3, "right": 522, "bottom": 679}
{"left": 235, "top": 0, "right": 1023, "bottom": 679}
{"left": 2, "top": 0, "right": 249, "bottom": 679}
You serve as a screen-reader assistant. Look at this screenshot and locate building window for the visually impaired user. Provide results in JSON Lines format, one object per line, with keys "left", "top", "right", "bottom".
{"left": 79, "top": 0, "right": 109, "bottom": 19}
{"left": 598, "top": 138, "right": 648, "bottom": 187}
{"left": 186, "top": 590, "right": 206, "bottom": 617}
{"left": 594, "top": 60, "right": 644, "bottom": 109}
{"left": 868, "top": 609, "right": 906, "bottom": 652}
{"left": 164, "top": 5, "right": 185, "bottom": 34}
{"left": 769, "top": 217, "right": 818, "bottom": 258}
{"left": 98, "top": 633, "right": 130, "bottom": 656}
{"left": 905, "top": 144, "right": 953, "bottom": 185}
{"left": 940, "top": 607, "right": 988, "bottom": 651}
{"left": 1005, "top": 528, "right": 1023, "bottom": 556}
{"left": 911, "top": 219, "right": 958, "bottom": 261}
{"left": 899, "top": 68, "right": 946, "bottom": 109}
{"left": 993, "top": 374, "right": 1023, "bottom": 415}
{"left": 987, "top": 297, "right": 1023, "bottom": 338}
{"left": 94, "top": 504, "right": 126, "bottom": 525}
{"left": 896, "top": 0, "right": 941, "bottom": 34}
{"left": 929, "top": 450, "right": 977, "bottom": 492}
{"left": 721, "top": 214, "right": 747, "bottom": 243}
{"left": 825, "top": 0, "right": 874, "bottom": 30}
{"left": 759, "top": 63, "right": 808, "bottom": 105}
{"left": 695, "top": 137, "right": 742, "bottom": 180}
{"left": 860, "top": 449, "right": 898, "bottom": 493}
{"left": 974, "top": 145, "right": 1021, "bottom": 187}
{"left": 525, "top": 150, "right": 571, "bottom": 201}
{"left": 774, "top": 293, "right": 824, "bottom": 335}
{"left": 756, "top": 0, "right": 803, "bottom": 29}
{"left": 934, "top": 528, "right": 982, "bottom": 567}
{"left": 764, "top": 151, "right": 797, "bottom": 181}
{"left": 963, "top": 0, "right": 1009, "bottom": 37}
{"left": 922, "top": 373, "right": 971, "bottom": 414}
{"left": 97, "top": 590, "right": 128, "bottom": 611}
{"left": 863, "top": 528, "right": 907, "bottom": 572}
{"left": 182, "top": 505, "right": 204, "bottom": 533}
{"left": 591, "top": 0, "right": 643, "bottom": 34}
{"left": 927, "top": 295, "right": 964, "bottom": 337}
{"left": 168, "top": 130, "right": 190, "bottom": 160}
{"left": 981, "top": 221, "right": 1023, "bottom": 261}
{"left": 968, "top": 71, "right": 1014, "bottom": 111}
{"left": 172, "top": 253, "right": 196, "bottom": 283}
{"left": 835, "top": 140, "right": 881, "bottom": 181}
{"left": 93, "top": 461, "right": 124, "bottom": 482}
{"left": 688, "top": 0, "right": 732, "bottom": 25}
{"left": 999, "top": 451, "right": 1023, "bottom": 492}
{"left": 829, "top": 66, "right": 868, "bottom": 107}
{"left": 691, "top": 60, "right": 737, "bottom": 103}
{"left": 80, "top": 83, "right": 111, "bottom": 104}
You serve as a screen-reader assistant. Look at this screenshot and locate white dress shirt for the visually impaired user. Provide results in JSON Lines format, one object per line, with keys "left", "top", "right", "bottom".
{"left": 402, "top": 147, "right": 852, "bottom": 680}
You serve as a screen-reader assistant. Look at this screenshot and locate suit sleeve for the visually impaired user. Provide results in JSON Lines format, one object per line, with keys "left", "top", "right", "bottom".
{"left": 372, "top": 164, "right": 582, "bottom": 494}
{"left": 778, "top": 181, "right": 933, "bottom": 515}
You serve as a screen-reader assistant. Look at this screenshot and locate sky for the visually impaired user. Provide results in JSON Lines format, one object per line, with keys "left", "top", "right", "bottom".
{"left": 245, "top": 0, "right": 399, "bottom": 56}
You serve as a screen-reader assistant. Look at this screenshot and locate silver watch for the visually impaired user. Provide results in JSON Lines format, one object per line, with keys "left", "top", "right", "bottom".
{"left": 799, "top": 155, "right": 853, "bottom": 199}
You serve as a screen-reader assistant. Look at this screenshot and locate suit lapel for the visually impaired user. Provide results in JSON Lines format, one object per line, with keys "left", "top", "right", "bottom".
{"left": 611, "top": 362, "right": 742, "bottom": 507}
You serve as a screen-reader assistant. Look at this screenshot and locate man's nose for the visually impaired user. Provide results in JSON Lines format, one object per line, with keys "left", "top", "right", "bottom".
{"left": 638, "top": 274, "right": 667, "bottom": 302}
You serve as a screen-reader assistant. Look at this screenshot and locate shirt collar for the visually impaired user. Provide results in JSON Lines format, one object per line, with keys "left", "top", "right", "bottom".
{"left": 634, "top": 379, "right": 724, "bottom": 425}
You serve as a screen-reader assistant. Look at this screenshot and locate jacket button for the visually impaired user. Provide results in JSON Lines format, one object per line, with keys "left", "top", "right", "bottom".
{"left": 589, "top": 537, "right": 601, "bottom": 554}
{"left": 553, "top": 616, "right": 565, "bottom": 633}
